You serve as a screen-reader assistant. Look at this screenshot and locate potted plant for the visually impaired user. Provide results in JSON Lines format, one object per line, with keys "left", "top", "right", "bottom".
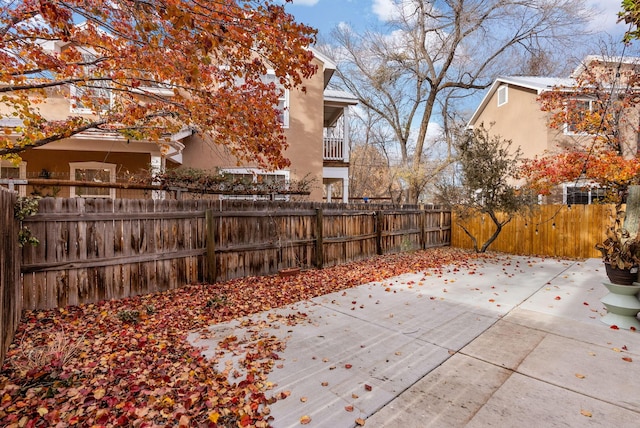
{"left": 595, "top": 210, "right": 640, "bottom": 329}
{"left": 595, "top": 213, "right": 640, "bottom": 285}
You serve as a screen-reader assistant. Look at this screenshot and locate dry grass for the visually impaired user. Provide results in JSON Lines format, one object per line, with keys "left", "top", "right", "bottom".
{"left": 9, "top": 327, "right": 82, "bottom": 378}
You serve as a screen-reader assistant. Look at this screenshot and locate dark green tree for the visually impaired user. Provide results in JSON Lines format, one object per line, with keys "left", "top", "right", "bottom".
{"left": 436, "top": 125, "right": 537, "bottom": 253}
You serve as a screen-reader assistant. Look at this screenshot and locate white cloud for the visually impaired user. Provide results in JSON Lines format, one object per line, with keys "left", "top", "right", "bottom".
{"left": 372, "top": 0, "right": 398, "bottom": 21}
{"left": 290, "top": 0, "right": 320, "bottom": 6}
{"left": 587, "top": 0, "right": 625, "bottom": 34}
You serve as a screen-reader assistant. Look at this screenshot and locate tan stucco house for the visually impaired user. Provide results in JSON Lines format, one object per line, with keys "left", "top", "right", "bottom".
{"left": 179, "top": 48, "right": 357, "bottom": 202}
{"left": 468, "top": 55, "right": 640, "bottom": 204}
{"left": 1, "top": 45, "right": 357, "bottom": 202}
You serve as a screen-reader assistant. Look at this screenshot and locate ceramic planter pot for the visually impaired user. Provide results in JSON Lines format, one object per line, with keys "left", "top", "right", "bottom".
{"left": 604, "top": 263, "right": 638, "bottom": 285}
{"left": 600, "top": 281, "right": 640, "bottom": 330}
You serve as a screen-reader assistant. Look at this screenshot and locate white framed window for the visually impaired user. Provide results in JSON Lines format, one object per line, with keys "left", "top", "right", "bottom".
{"left": 563, "top": 182, "right": 606, "bottom": 205}
{"left": 0, "top": 160, "right": 27, "bottom": 196}
{"left": 263, "top": 71, "right": 289, "bottom": 128}
{"left": 220, "top": 168, "right": 290, "bottom": 201}
{"left": 70, "top": 161, "right": 116, "bottom": 199}
{"left": 232, "top": 70, "right": 290, "bottom": 128}
{"left": 563, "top": 99, "right": 594, "bottom": 135}
{"left": 497, "top": 85, "right": 508, "bottom": 107}
{"left": 70, "top": 53, "right": 113, "bottom": 114}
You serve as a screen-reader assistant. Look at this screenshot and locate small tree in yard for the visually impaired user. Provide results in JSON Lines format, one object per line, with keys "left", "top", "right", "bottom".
{"left": 436, "top": 125, "right": 537, "bottom": 253}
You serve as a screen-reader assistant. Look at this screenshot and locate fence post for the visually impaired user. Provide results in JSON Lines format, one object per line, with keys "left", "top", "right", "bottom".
{"left": 205, "top": 209, "right": 216, "bottom": 283}
{"left": 420, "top": 209, "right": 426, "bottom": 250}
{"left": 1, "top": 188, "right": 21, "bottom": 367}
{"left": 376, "top": 210, "right": 384, "bottom": 255}
{"left": 315, "top": 208, "right": 323, "bottom": 269}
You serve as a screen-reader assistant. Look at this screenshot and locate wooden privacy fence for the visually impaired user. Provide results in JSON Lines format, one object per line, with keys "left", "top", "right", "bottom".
{"left": 451, "top": 204, "right": 616, "bottom": 259}
{"left": 19, "top": 198, "right": 451, "bottom": 310}
{"left": 1, "top": 188, "right": 21, "bottom": 366}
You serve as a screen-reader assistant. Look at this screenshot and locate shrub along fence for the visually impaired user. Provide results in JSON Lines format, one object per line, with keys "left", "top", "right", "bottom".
{"left": 18, "top": 198, "right": 451, "bottom": 311}
{"left": 1, "top": 188, "right": 21, "bottom": 366}
{"left": 451, "top": 204, "right": 615, "bottom": 259}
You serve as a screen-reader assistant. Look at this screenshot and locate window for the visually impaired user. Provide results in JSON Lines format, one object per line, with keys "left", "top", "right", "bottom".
{"left": 70, "top": 162, "right": 116, "bottom": 199}
{"left": 564, "top": 99, "right": 594, "bottom": 135}
{"left": 232, "top": 70, "right": 290, "bottom": 127}
{"left": 564, "top": 184, "right": 606, "bottom": 205}
{"left": 1, "top": 164, "right": 20, "bottom": 179}
{"left": 220, "top": 168, "right": 289, "bottom": 200}
{"left": 262, "top": 71, "right": 289, "bottom": 128}
{"left": 0, "top": 160, "right": 26, "bottom": 196}
{"left": 497, "top": 86, "right": 508, "bottom": 107}
{"left": 70, "top": 53, "right": 112, "bottom": 114}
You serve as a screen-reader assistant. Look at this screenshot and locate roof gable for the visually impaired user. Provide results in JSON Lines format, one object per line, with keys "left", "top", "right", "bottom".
{"left": 468, "top": 76, "right": 575, "bottom": 127}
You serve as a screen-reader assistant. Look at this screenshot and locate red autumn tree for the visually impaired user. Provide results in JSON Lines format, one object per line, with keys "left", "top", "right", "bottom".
{"left": 519, "top": 57, "right": 640, "bottom": 202}
{"left": 0, "top": 0, "right": 317, "bottom": 169}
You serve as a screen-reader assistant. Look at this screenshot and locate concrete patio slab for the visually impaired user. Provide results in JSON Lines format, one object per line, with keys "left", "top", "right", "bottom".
{"left": 466, "top": 372, "right": 639, "bottom": 428}
{"left": 188, "top": 254, "right": 640, "bottom": 427}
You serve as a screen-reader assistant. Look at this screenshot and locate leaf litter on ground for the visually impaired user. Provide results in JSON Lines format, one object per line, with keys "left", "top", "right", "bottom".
{"left": 0, "top": 248, "right": 490, "bottom": 427}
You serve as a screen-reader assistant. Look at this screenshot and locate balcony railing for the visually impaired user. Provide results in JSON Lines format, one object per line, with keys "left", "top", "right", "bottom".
{"left": 323, "top": 137, "right": 345, "bottom": 161}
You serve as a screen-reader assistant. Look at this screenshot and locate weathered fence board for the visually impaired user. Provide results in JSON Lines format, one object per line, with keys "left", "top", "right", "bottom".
{"left": 16, "top": 199, "right": 451, "bottom": 310}
{"left": 1, "top": 188, "right": 21, "bottom": 366}
{"left": 451, "top": 204, "right": 614, "bottom": 258}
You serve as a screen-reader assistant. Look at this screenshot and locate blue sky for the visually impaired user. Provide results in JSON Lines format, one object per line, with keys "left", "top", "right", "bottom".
{"left": 285, "top": 0, "right": 629, "bottom": 41}
{"left": 283, "top": 0, "right": 634, "bottom": 154}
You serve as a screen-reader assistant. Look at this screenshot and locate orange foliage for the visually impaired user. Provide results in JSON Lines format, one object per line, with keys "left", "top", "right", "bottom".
{"left": 0, "top": 0, "right": 317, "bottom": 169}
{"left": 520, "top": 149, "right": 640, "bottom": 199}
{"left": 522, "top": 59, "right": 640, "bottom": 200}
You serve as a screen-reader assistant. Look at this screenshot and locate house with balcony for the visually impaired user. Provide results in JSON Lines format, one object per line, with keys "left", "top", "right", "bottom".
{"left": 1, "top": 45, "right": 357, "bottom": 202}
{"left": 467, "top": 55, "right": 640, "bottom": 204}
{"left": 179, "top": 48, "right": 358, "bottom": 202}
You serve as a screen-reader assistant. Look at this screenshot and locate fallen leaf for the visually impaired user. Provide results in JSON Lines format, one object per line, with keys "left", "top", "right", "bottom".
{"left": 575, "top": 373, "right": 585, "bottom": 379}
{"left": 611, "top": 325, "right": 620, "bottom": 330}
{"left": 355, "top": 418, "right": 366, "bottom": 426}
{"left": 300, "top": 396, "right": 307, "bottom": 402}
{"left": 580, "top": 409, "right": 592, "bottom": 417}
{"left": 0, "top": 247, "right": 489, "bottom": 426}
{"left": 554, "top": 296, "right": 561, "bottom": 300}
{"left": 345, "top": 364, "right": 352, "bottom": 369}
{"left": 321, "top": 382, "right": 329, "bottom": 387}
{"left": 622, "top": 357, "right": 633, "bottom": 362}
{"left": 345, "top": 405, "right": 354, "bottom": 412}
{"left": 300, "top": 415, "right": 312, "bottom": 424}
{"left": 364, "top": 384, "right": 372, "bottom": 391}
{"left": 279, "top": 390, "right": 291, "bottom": 399}
{"left": 179, "top": 415, "right": 190, "bottom": 427}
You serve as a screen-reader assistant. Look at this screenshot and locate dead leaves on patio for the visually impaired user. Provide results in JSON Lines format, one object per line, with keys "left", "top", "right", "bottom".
{"left": 0, "top": 248, "right": 483, "bottom": 427}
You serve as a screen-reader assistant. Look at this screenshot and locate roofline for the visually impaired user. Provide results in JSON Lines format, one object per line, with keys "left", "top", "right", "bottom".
{"left": 467, "top": 77, "right": 574, "bottom": 127}
{"left": 324, "top": 94, "right": 359, "bottom": 105}
{"left": 309, "top": 47, "right": 336, "bottom": 71}
{"left": 571, "top": 55, "right": 640, "bottom": 78}
{"left": 309, "top": 47, "right": 336, "bottom": 89}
